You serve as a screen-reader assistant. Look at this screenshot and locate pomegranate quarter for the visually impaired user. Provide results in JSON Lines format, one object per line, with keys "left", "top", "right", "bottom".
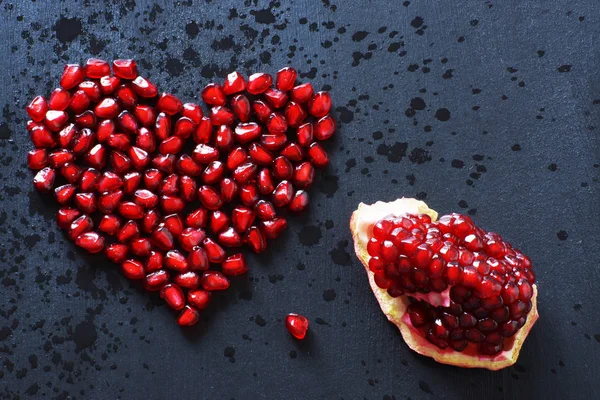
{"left": 350, "top": 198, "right": 538, "bottom": 370}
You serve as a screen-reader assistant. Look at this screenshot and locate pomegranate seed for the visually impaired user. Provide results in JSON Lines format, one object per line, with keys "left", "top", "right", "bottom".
{"left": 223, "top": 71, "right": 247, "bottom": 95}
{"left": 26, "top": 96, "right": 48, "bottom": 122}
{"left": 117, "top": 111, "right": 138, "bottom": 133}
{"left": 78, "top": 81, "right": 102, "bottom": 102}
{"left": 151, "top": 224, "right": 174, "bottom": 250}
{"left": 106, "top": 133, "right": 131, "bottom": 151}
{"left": 247, "top": 143, "right": 273, "bottom": 166}
{"left": 233, "top": 162, "right": 258, "bottom": 185}
{"left": 220, "top": 178, "right": 239, "bottom": 202}
{"left": 54, "top": 184, "right": 76, "bottom": 205}
{"left": 99, "top": 214, "right": 122, "bottom": 235}
{"left": 131, "top": 76, "right": 158, "bottom": 98}
{"left": 218, "top": 227, "right": 243, "bottom": 247}
{"left": 130, "top": 238, "right": 152, "bottom": 257}
{"left": 315, "top": 115, "right": 335, "bottom": 140}
{"left": 121, "top": 259, "right": 145, "bottom": 279}
{"left": 226, "top": 147, "right": 248, "bottom": 170}
{"left": 141, "top": 209, "right": 161, "bottom": 233}
{"left": 239, "top": 183, "right": 259, "bottom": 206}
{"left": 152, "top": 154, "right": 176, "bottom": 173}
{"left": 290, "top": 83, "right": 314, "bottom": 103}
{"left": 252, "top": 100, "right": 273, "bottom": 123}
{"left": 116, "top": 220, "right": 140, "bottom": 243}
{"left": 160, "top": 283, "right": 185, "bottom": 310}
{"left": 244, "top": 226, "right": 266, "bottom": 253}
{"left": 116, "top": 84, "right": 138, "bottom": 109}
{"left": 202, "top": 237, "right": 226, "bottom": 263}
{"left": 161, "top": 195, "right": 185, "bottom": 214}
{"left": 136, "top": 127, "right": 156, "bottom": 152}
{"left": 98, "top": 190, "right": 124, "bottom": 213}
{"left": 201, "top": 83, "right": 226, "bottom": 106}
{"left": 75, "top": 110, "right": 97, "bottom": 129}
{"left": 201, "top": 161, "right": 226, "bottom": 185}
{"left": 255, "top": 200, "right": 277, "bottom": 220}
{"left": 180, "top": 175, "right": 197, "bottom": 201}
{"left": 146, "top": 250, "right": 164, "bottom": 272}
{"left": 230, "top": 94, "right": 251, "bottom": 122}
{"left": 174, "top": 117, "right": 195, "bottom": 139}
{"left": 112, "top": 59, "right": 138, "bottom": 79}
{"left": 308, "top": 91, "right": 332, "bottom": 117}
{"left": 210, "top": 106, "right": 235, "bottom": 125}
{"left": 84, "top": 58, "right": 110, "bottom": 78}
{"left": 60, "top": 64, "right": 85, "bottom": 90}
{"left": 308, "top": 142, "right": 329, "bottom": 167}
{"left": 155, "top": 112, "right": 172, "bottom": 140}
{"left": 105, "top": 243, "right": 129, "bottom": 263}
{"left": 182, "top": 103, "right": 203, "bottom": 123}
{"left": 95, "top": 98, "right": 121, "bottom": 119}
{"left": 57, "top": 208, "right": 81, "bottom": 230}
{"left": 198, "top": 185, "right": 223, "bottom": 210}
{"left": 30, "top": 125, "right": 55, "bottom": 148}
{"left": 79, "top": 168, "right": 100, "bottom": 191}
{"left": 49, "top": 89, "right": 71, "bottom": 111}
{"left": 234, "top": 122, "right": 262, "bottom": 143}
{"left": 68, "top": 215, "right": 93, "bottom": 241}
{"left": 27, "top": 149, "right": 48, "bottom": 170}
{"left": 144, "top": 270, "right": 169, "bottom": 291}
{"left": 193, "top": 144, "right": 220, "bottom": 164}
{"left": 214, "top": 125, "right": 234, "bottom": 151}
{"left": 273, "top": 156, "right": 293, "bottom": 180}
{"left": 285, "top": 313, "right": 309, "bottom": 339}
{"left": 159, "top": 136, "right": 184, "bottom": 154}
{"left": 33, "top": 167, "right": 56, "bottom": 192}
{"left": 280, "top": 142, "right": 305, "bottom": 161}
{"left": 164, "top": 250, "right": 189, "bottom": 272}
{"left": 273, "top": 180, "right": 294, "bottom": 207}
{"left": 60, "top": 163, "right": 82, "bottom": 183}
{"left": 186, "top": 208, "right": 208, "bottom": 229}
{"left": 289, "top": 190, "right": 309, "bottom": 212}
{"left": 264, "top": 88, "right": 288, "bottom": 109}
{"left": 96, "top": 120, "right": 115, "bottom": 143}
{"left": 118, "top": 201, "right": 144, "bottom": 219}
{"left": 157, "top": 93, "right": 183, "bottom": 115}
{"left": 99, "top": 75, "right": 121, "bottom": 95}
{"left": 68, "top": 90, "right": 90, "bottom": 114}
{"left": 164, "top": 214, "right": 184, "bottom": 237}
{"left": 210, "top": 210, "right": 230, "bottom": 234}
{"left": 174, "top": 271, "right": 200, "bottom": 289}
{"left": 261, "top": 217, "right": 287, "bottom": 239}
{"left": 266, "top": 112, "right": 288, "bottom": 135}
{"left": 187, "top": 290, "right": 211, "bottom": 310}
{"left": 247, "top": 72, "right": 273, "bottom": 94}
{"left": 293, "top": 162, "right": 315, "bottom": 188}
{"left": 285, "top": 101, "right": 307, "bottom": 127}
{"left": 177, "top": 305, "right": 200, "bottom": 326}
{"left": 296, "top": 122, "right": 314, "bottom": 146}
{"left": 110, "top": 151, "right": 132, "bottom": 173}
{"left": 44, "top": 110, "right": 69, "bottom": 132}
{"left": 231, "top": 206, "right": 256, "bottom": 233}
{"left": 97, "top": 171, "right": 123, "bottom": 192}
{"left": 276, "top": 67, "right": 297, "bottom": 91}
{"left": 74, "top": 192, "right": 97, "bottom": 213}
{"left": 193, "top": 117, "right": 213, "bottom": 144}
{"left": 188, "top": 246, "right": 209, "bottom": 271}
{"left": 179, "top": 227, "right": 206, "bottom": 252}
{"left": 222, "top": 254, "right": 248, "bottom": 276}
{"left": 201, "top": 271, "right": 230, "bottom": 291}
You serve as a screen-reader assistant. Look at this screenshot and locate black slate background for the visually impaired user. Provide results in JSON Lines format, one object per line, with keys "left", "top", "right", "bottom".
{"left": 1, "top": 0, "right": 599, "bottom": 399}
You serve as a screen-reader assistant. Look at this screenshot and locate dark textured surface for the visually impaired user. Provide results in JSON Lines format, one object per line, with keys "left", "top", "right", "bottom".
{"left": 1, "top": 0, "right": 599, "bottom": 399}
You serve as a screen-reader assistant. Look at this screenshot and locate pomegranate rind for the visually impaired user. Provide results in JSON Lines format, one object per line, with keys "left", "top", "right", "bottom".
{"left": 350, "top": 198, "right": 539, "bottom": 370}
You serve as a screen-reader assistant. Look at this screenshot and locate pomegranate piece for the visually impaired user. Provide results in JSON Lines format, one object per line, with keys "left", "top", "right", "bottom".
{"left": 285, "top": 101, "right": 307, "bottom": 128}
{"left": 132, "top": 76, "right": 159, "bottom": 98}
{"left": 210, "top": 106, "right": 235, "bottom": 125}
{"left": 95, "top": 98, "right": 121, "bottom": 119}
{"left": 99, "top": 76, "right": 121, "bottom": 95}
{"left": 307, "top": 91, "right": 332, "bottom": 117}
{"left": 112, "top": 59, "right": 138, "bottom": 80}
{"left": 75, "top": 232, "right": 105, "bottom": 254}
{"left": 314, "top": 115, "right": 336, "bottom": 141}
{"left": 84, "top": 58, "right": 111, "bottom": 78}
{"left": 223, "top": 71, "right": 246, "bottom": 95}
{"left": 27, "top": 149, "right": 48, "bottom": 170}
{"left": 266, "top": 112, "right": 288, "bottom": 135}
{"left": 293, "top": 162, "right": 315, "bottom": 188}
{"left": 289, "top": 190, "right": 309, "bottom": 213}
{"left": 276, "top": 67, "right": 297, "bottom": 91}
{"left": 285, "top": 313, "right": 309, "bottom": 340}
{"left": 157, "top": 93, "right": 183, "bottom": 115}
{"left": 57, "top": 208, "right": 81, "bottom": 230}
{"left": 26, "top": 96, "right": 48, "bottom": 122}
{"left": 182, "top": 103, "right": 204, "bottom": 123}
{"left": 99, "top": 214, "right": 122, "bottom": 235}
{"left": 187, "top": 290, "right": 211, "bottom": 310}
{"left": 201, "top": 271, "right": 230, "bottom": 291}
{"left": 49, "top": 88, "right": 71, "bottom": 111}
{"left": 222, "top": 254, "right": 248, "bottom": 276}
{"left": 121, "top": 259, "right": 145, "bottom": 280}
{"left": 144, "top": 270, "right": 169, "bottom": 291}
{"left": 177, "top": 305, "right": 200, "bottom": 326}
{"left": 244, "top": 226, "right": 266, "bottom": 253}
{"left": 202, "top": 237, "right": 226, "bottom": 263}
{"left": 230, "top": 94, "right": 251, "bottom": 122}
{"left": 201, "top": 83, "right": 227, "bottom": 106}
{"left": 290, "top": 83, "right": 314, "bottom": 103}
{"left": 261, "top": 217, "right": 287, "bottom": 239}
{"left": 174, "top": 271, "right": 201, "bottom": 289}
{"left": 350, "top": 198, "right": 539, "bottom": 370}
{"left": 234, "top": 122, "right": 262, "bottom": 144}
{"left": 264, "top": 88, "right": 288, "bottom": 109}
{"left": 69, "top": 214, "right": 93, "bottom": 241}
{"left": 33, "top": 167, "right": 56, "bottom": 192}
{"left": 60, "top": 64, "right": 85, "bottom": 90}
{"left": 308, "top": 142, "right": 329, "bottom": 167}
{"left": 160, "top": 283, "right": 186, "bottom": 310}
{"left": 44, "top": 110, "right": 69, "bottom": 132}
{"left": 247, "top": 72, "right": 273, "bottom": 95}
{"left": 105, "top": 243, "right": 129, "bottom": 264}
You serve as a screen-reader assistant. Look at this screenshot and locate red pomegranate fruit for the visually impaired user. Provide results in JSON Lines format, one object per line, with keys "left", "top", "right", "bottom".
{"left": 350, "top": 198, "right": 538, "bottom": 370}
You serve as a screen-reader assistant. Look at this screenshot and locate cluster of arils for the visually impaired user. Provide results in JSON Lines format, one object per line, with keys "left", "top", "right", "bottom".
{"left": 367, "top": 213, "right": 536, "bottom": 355}
{"left": 26, "top": 59, "right": 335, "bottom": 326}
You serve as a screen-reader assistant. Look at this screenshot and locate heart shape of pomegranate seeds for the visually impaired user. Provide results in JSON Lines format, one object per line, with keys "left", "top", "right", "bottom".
{"left": 27, "top": 59, "right": 336, "bottom": 327}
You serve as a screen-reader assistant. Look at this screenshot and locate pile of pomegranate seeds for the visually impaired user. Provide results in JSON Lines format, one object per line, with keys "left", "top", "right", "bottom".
{"left": 26, "top": 59, "right": 335, "bottom": 327}
{"left": 285, "top": 313, "right": 309, "bottom": 339}
{"left": 368, "top": 213, "right": 536, "bottom": 355}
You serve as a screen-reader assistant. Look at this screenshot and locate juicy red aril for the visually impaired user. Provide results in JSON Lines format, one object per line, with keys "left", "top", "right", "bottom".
{"left": 27, "top": 96, "right": 48, "bottom": 122}
{"left": 203, "top": 237, "right": 226, "bottom": 263}
{"left": 273, "top": 156, "right": 293, "bottom": 180}
{"left": 215, "top": 125, "right": 234, "bottom": 151}
{"left": 112, "top": 59, "right": 138, "bottom": 80}
{"left": 75, "top": 231, "right": 105, "bottom": 253}
{"left": 240, "top": 183, "right": 259, "bottom": 206}
{"left": 280, "top": 143, "right": 304, "bottom": 161}
{"left": 121, "top": 259, "right": 145, "bottom": 279}
{"left": 308, "top": 142, "right": 329, "bottom": 167}
{"left": 174, "top": 271, "right": 201, "bottom": 289}
{"left": 68, "top": 215, "right": 93, "bottom": 241}
{"left": 28, "top": 149, "right": 48, "bottom": 170}
{"left": 49, "top": 88, "right": 71, "bottom": 111}
{"left": 116, "top": 85, "right": 138, "bottom": 109}
{"left": 373, "top": 213, "right": 536, "bottom": 356}
{"left": 264, "top": 88, "right": 289, "bottom": 109}
{"left": 144, "top": 270, "right": 169, "bottom": 291}
{"left": 211, "top": 211, "right": 231, "bottom": 234}
{"left": 276, "top": 67, "right": 297, "bottom": 91}
{"left": 179, "top": 227, "right": 206, "bottom": 252}
{"left": 261, "top": 217, "right": 287, "bottom": 239}
{"left": 257, "top": 168, "right": 275, "bottom": 195}
{"left": 231, "top": 206, "right": 255, "bottom": 233}
{"left": 33, "top": 167, "right": 56, "bottom": 192}
{"left": 308, "top": 91, "right": 332, "bottom": 117}
{"left": 44, "top": 110, "right": 69, "bottom": 132}
{"left": 285, "top": 101, "right": 307, "bottom": 128}
{"left": 255, "top": 200, "right": 276, "bottom": 220}
{"left": 95, "top": 98, "right": 121, "bottom": 118}
{"left": 157, "top": 93, "right": 183, "bottom": 115}
{"left": 244, "top": 226, "right": 266, "bottom": 253}
{"left": 160, "top": 283, "right": 185, "bottom": 310}
{"left": 266, "top": 112, "right": 288, "bottom": 135}
{"left": 187, "top": 290, "right": 211, "bottom": 310}
{"left": 223, "top": 71, "right": 246, "bottom": 95}
{"left": 315, "top": 115, "right": 336, "bottom": 140}
{"left": 60, "top": 64, "right": 85, "bottom": 90}
{"left": 218, "top": 227, "right": 243, "bottom": 247}
{"left": 290, "top": 83, "right": 314, "bottom": 103}
{"left": 99, "top": 76, "right": 121, "bottom": 95}
{"left": 273, "top": 180, "right": 294, "bottom": 207}
{"left": 201, "top": 271, "right": 230, "bottom": 291}
{"left": 84, "top": 58, "right": 111, "bottom": 79}
{"left": 293, "top": 162, "right": 314, "bottom": 188}
{"left": 177, "top": 305, "right": 200, "bottom": 326}
{"left": 289, "top": 190, "right": 309, "bottom": 213}
{"left": 247, "top": 73, "right": 273, "bottom": 95}
{"left": 285, "top": 313, "right": 309, "bottom": 340}
{"left": 222, "top": 253, "right": 248, "bottom": 276}
{"left": 105, "top": 243, "right": 129, "bottom": 263}
{"left": 132, "top": 76, "right": 158, "bottom": 98}
{"left": 231, "top": 94, "right": 251, "bottom": 122}
{"left": 99, "top": 214, "right": 121, "bottom": 235}
{"left": 201, "top": 83, "right": 227, "bottom": 106}
{"left": 235, "top": 122, "right": 262, "bottom": 143}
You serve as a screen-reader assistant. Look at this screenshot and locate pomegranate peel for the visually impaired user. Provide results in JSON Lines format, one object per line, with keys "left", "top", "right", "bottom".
{"left": 350, "top": 198, "right": 538, "bottom": 370}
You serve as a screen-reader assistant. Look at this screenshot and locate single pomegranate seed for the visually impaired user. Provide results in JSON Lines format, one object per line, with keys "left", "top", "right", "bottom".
{"left": 261, "top": 217, "right": 287, "bottom": 239}
{"left": 44, "top": 110, "right": 69, "bottom": 132}
{"left": 84, "top": 58, "right": 110, "bottom": 78}
{"left": 68, "top": 90, "right": 90, "bottom": 114}
{"left": 57, "top": 208, "right": 81, "bottom": 230}
{"left": 116, "top": 220, "right": 140, "bottom": 243}
{"left": 99, "top": 214, "right": 122, "bottom": 235}
{"left": 96, "top": 120, "right": 115, "bottom": 143}
{"left": 198, "top": 185, "right": 223, "bottom": 210}
{"left": 193, "top": 117, "right": 213, "bottom": 144}
{"left": 177, "top": 305, "right": 200, "bottom": 326}
{"left": 308, "top": 142, "right": 329, "bottom": 167}
{"left": 33, "top": 167, "right": 56, "bottom": 192}
{"left": 75, "top": 110, "right": 97, "bottom": 129}
{"left": 230, "top": 94, "right": 251, "bottom": 122}
{"left": 307, "top": 91, "right": 332, "bottom": 117}
{"left": 214, "top": 125, "right": 234, "bottom": 151}
{"left": 202, "top": 237, "right": 226, "bottom": 263}
{"left": 106, "top": 133, "right": 131, "bottom": 151}
{"left": 49, "top": 88, "right": 71, "bottom": 111}
{"left": 187, "top": 290, "right": 211, "bottom": 310}
{"left": 226, "top": 147, "right": 248, "bottom": 170}
{"left": 293, "top": 162, "right": 315, "bottom": 188}
{"left": 116, "top": 84, "right": 138, "bottom": 109}
{"left": 210, "top": 210, "right": 230, "bottom": 234}
{"left": 68, "top": 215, "right": 93, "bottom": 241}
{"left": 26, "top": 96, "right": 48, "bottom": 122}
{"left": 264, "top": 88, "right": 288, "bottom": 109}
{"left": 54, "top": 184, "right": 76, "bottom": 205}
{"left": 174, "top": 271, "right": 201, "bottom": 289}
{"left": 273, "top": 180, "right": 294, "bottom": 207}
{"left": 136, "top": 127, "right": 157, "bottom": 152}
{"left": 231, "top": 206, "right": 256, "bottom": 233}
{"left": 201, "top": 161, "right": 226, "bottom": 185}
{"left": 201, "top": 83, "right": 226, "bottom": 106}
{"left": 98, "top": 191, "right": 124, "bottom": 213}
{"left": 223, "top": 71, "right": 246, "bottom": 95}
{"left": 179, "top": 227, "right": 206, "bottom": 252}
{"left": 160, "top": 283, "right": 186, "bottom": 310}
{"left": 180, "top": 175, "right": 197, "bottom": 202}
{"left": 152, "top": 224, "right": 174, "bottom": 250}
{"left": 121, "top": 259, "right": 145, "bottom": 279}
{"left": 289, "top": 190, "right": 309, "bottom": 213}
{"left": 30, "top": 125, "right": 55, "bottom": 148}
{"left": 266, "top": 112, "right": 288, "bottom": 135}
{"left": 234, "top": 122, "right": 262, "bottom": 144}
{"left": 162, "top": 214, "right": 183, "bottom": 236}
{"left": 99, "top": 75, "right": 121, "bottom": 95}
{"left": 314, "top": 115, "right": 336, "bottom": 140}
{"left": 154, "top": 112, "right": 171, "bottom": 140}
{"left": 186, "top": 208, "right": 208, "bottom": 228}
{"left": 233, "top": 162, "right": 258, "bottom": 185}
{"left": 27, "top": 149, "right": 48, "bottom": 170}
{"left": 60, "top": 64, "right": 85, "bottom": 90}
{"left": 131, "top": 76, "right": 159, "bottom": 98}
{"left": 105, "top": 243, "right": 129, "bottom": 263}
{"left": 141, "top": 209, "right": 161, "bottom": 234}
{"left": 144, "top": 270, "right": 169, "bottom": 291}
{"left": 74, "top": 192, "right": 97, "bottom": 213}
{"left": 222, "top": 254, "right": 248, "bottom": 276}
{"left": 159, "top": 173, "right": 179, "bottom": 196}
{"left": 240, "top": 183, "right": 259, "bottom": 206}
{"left": 244, "top": 226, "right": 266, "bottom": 253}
{"left": 273, "top": 156, "right": 293, "bottom": 180}
{"left": 174, "top": 117, "right": 195, "bottom": 139}
{"left": 210, "top": 106, "right": 236, "bottom": 125}
{"left": 157, "top": 93, "right": 183, "bottom": 115}
{"left": 118, "top": 201, "right": 144, "bottom": 219}
{"left": 161, "top": 195, "right": 185, "bottom": 214}
{"left": 112, "top": 59, "right": 138, "bottom": 79}
{"left": 296, "top": 122, "right": 314, "bottom": 146}
{"left": 146, "top": 250, "right": 164, "bottom": 272}
{"left": 285, "top": 313, "right": 309, "bottom": 339}
{"left": 280, "top": 142, "right": 305, "bottom": 161}
{"left": 97, "top": 171, "right": 123, "bottom": 192}
{"left": 182, "top": 103, "right": 204, "bottom": 124}
{"left": 252, "top": 100, "right": 273, "bottom": 123}
{"left": 95, "top": 98, "right": 121, "bottom": 119}
{"left": 60, "top": 163, "right": 82, "bottom": 183}
{"left": 159, "top": 136, "right": 184, "bottom": 154}
{"left": 130, "top": 238, "right": 152, "bottom": 257}
{"left": 276, "top": 67, "right": 297, "bottom": 91}
{"left": 152, "top": 154, "right": 176, "bottom": 173}
{"left": 164, "top": 250, "right": 189, "bottom": 272}
{"left": 248, "top": 143, "right": 273, "bottom": 166}
{"left": 290, "top": 83, "right": 314, "bottom": 103}
{"left": 255, "top": 200, "right": 277, "bottom": 220}
{"left": 201, "top": 271, "right": 230, "bottom": 291}
{"left": 78, "top": 81, "right": 102, "bottom": 102}
{"left": 117, "top": 111, "right": 139, "bottom": 133}
{"left": 110, "top": 151, "right": 132, "bottom": 173}
{"left": 285, "top": 101, "right": 307, "bottom": 128}
{"left": 218, "top": 226, "right": 243, "bottom": 247}
{"left": 187, "top": 245, "right": 208, "bottom": 271}
{"left": 247, "top": 72, "right": 273, "bottom": 94}
{"left": 193, "top": 144, "right": 220, "bottom": 164}
{"left": 220, "top": 178, "right": 239, "bottom": 202}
